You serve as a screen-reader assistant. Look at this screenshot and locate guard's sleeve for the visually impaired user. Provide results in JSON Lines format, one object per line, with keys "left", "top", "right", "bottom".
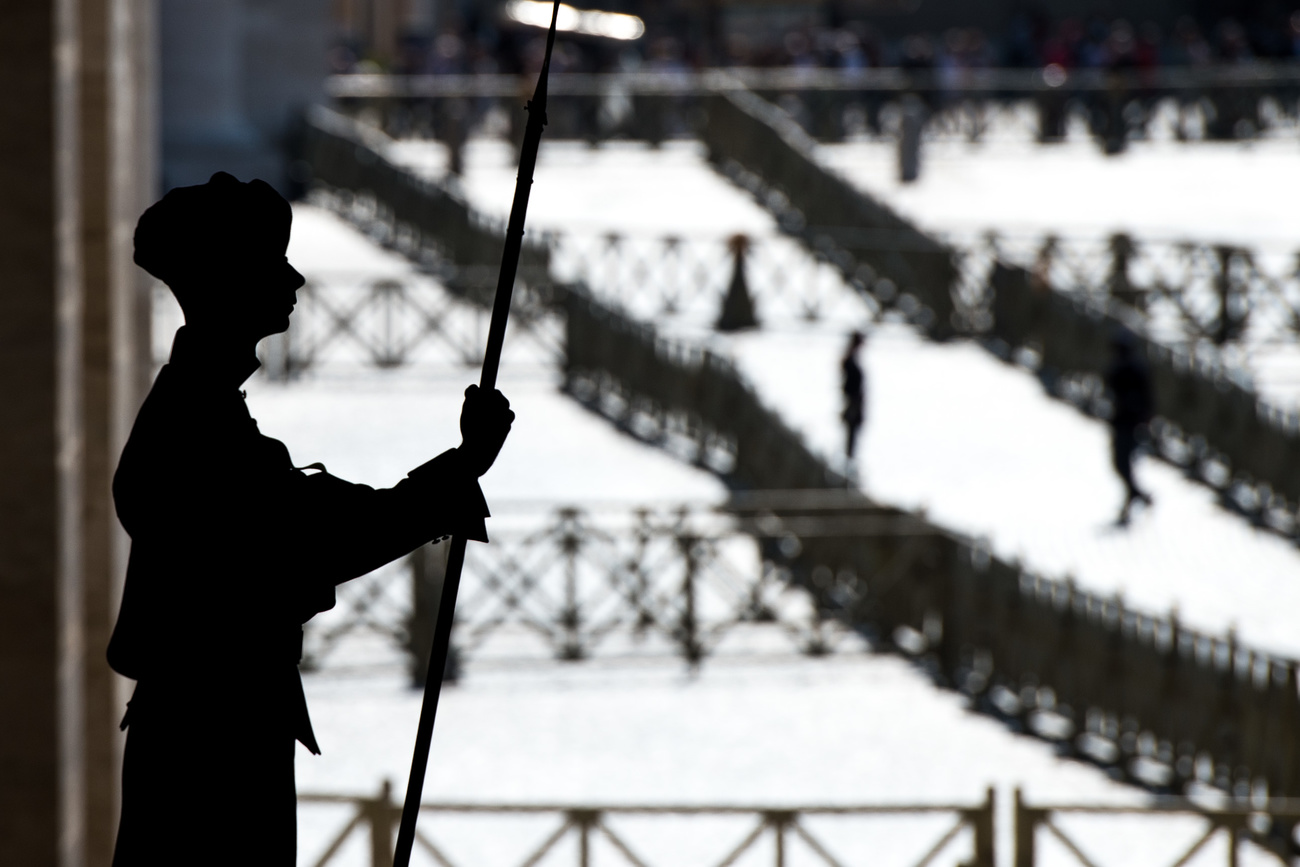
{"left": 287, "top": 448, "right": 489, "bottom": 592}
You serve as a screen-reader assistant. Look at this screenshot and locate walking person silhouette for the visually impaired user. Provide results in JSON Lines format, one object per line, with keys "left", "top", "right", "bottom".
{"left": 1106, "top": 332, "right": 1154, "bottom": 525}
{"left": 841, "top": 331, "right": 867, "bottom": 480}
{"left": 108, "top": 172, "right": 514, "bottom": 865}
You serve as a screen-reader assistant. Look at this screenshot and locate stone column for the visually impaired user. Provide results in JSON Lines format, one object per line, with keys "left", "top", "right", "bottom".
{"left": 0, "top": 0, "right": 153, "bottom": 864}
{"left": 80, "top": 0, "right": 156, "bottom": 863}
{"left": 0, "top": 2, "right": 87, "bottom": 865}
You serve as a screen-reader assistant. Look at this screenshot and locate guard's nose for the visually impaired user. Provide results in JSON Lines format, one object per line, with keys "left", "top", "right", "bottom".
{"left": 285, "top": 261, "right": 306, "bottom": 290}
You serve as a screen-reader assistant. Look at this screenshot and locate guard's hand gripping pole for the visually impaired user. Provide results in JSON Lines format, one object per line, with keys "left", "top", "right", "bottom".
{"left": 392, "top": 4, "right": 562, "bottom": 865}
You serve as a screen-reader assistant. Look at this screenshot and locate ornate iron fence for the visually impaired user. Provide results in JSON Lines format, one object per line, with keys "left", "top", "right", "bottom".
{"left": 304, "top": 502, "right": 860, "bottom": 679}
{"left": 299, "top": 781, "right": 996, "bottom": 867}
{"left": 154, "top": 227, "right": 871, "bottom": 376}
{"left": 953, "top": 232, "right": 1300, "bottom": 381}
{"left": 156, "top": 224, "right": 1300, "bottom": 404}
{"left": 327, "top": 65, "right": 1300, "bottom": 149}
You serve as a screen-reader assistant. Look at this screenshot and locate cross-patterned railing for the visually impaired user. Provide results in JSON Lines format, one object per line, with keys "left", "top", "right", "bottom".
{"left": 298, "top": 783, "right": 1300, "bottom": 867}
{"left": 302, "top": 501, "right": 862, "bottom": 678}
{"left": 153, "top": 225, "right": 1300, "bottom": 405}
{"left": 950, "top": 231, "right": 1300, "bottom": 404}
{"left": 299, "top": 782, "right": 996, "bottom": 867}
{"left": 1013, "top": 789, "right": 1300, "bottom": 867}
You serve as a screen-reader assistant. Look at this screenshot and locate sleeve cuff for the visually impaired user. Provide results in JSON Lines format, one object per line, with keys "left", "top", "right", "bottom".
{"left": 407, "top": 448, "right": 491, "bottom": 543}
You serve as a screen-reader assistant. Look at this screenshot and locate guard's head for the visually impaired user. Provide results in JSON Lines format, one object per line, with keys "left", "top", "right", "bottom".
{"left": 134, "top": 172, "right": 305, "bottom": 339}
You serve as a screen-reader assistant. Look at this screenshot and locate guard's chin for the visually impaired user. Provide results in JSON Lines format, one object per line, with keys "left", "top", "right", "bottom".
{"left": 257, "top": 316, "right": 291, "bottom": 340}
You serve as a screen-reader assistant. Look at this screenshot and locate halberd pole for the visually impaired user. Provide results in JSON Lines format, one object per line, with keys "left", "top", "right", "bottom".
{"left": 391, "top": 3, "right": 562, "bottom": 865}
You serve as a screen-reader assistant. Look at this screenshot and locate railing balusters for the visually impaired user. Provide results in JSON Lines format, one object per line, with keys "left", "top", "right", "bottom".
{"left": 302, "top": 787, "right": 1300, "bottom": 867}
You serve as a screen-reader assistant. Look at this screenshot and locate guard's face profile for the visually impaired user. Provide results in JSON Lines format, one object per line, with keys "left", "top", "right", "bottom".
{"left": 134, "top": 171, "right": 306, "bottom": 341}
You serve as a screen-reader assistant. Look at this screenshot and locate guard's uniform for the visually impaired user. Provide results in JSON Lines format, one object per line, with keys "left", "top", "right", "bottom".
{"left": 109, "top": 326, "right": 488, "bottom": 866}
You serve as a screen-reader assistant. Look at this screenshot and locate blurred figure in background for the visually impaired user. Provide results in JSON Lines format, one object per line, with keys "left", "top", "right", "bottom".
{"left": 1106, "top": 333, "right": 1154, "bottom": 524}
{"left": 841, "top": 331, "right": 867, "bottom": 475}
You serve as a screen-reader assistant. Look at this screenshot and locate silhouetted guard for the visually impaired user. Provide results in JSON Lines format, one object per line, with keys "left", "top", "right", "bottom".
{"left": 392, "top": 3, "right": 562, "bottom": 866}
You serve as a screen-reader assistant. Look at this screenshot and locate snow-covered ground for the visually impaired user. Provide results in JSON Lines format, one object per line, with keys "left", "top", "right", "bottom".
{"left": 233, "top": 136, "right": 1300, "bottom": 864}
{"left": 299, "top": 658, "right": 1172, "bottom": 867}
{"left": 817, "top": 135, "right": 1300, "bottom": 250}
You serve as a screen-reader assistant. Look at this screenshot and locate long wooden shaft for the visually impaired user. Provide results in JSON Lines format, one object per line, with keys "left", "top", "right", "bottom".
{"left": 392, "top": 4, "right": 561, "bottom": 865}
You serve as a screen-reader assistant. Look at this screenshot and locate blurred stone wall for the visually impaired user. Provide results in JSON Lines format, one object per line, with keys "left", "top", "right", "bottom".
{"left": 161, "top": 0, "right": 331, "bottom": 192}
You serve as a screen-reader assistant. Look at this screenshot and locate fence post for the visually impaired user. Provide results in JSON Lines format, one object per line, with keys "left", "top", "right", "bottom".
{"left": 716, "top": 233, "right": 758, "bottom": 332}
{"left": 677, "top": 532, "right": 703, "bottom": 664}
{"left": 366, "top": 779, "right": 397, "bottom": 867}
{"left": 1014, "top": 788, "right": 1037, "bottom": 867}
{"left": 559, "top": 508, "right": 585, "bottom": 660}
{"left": 372, "top": 279, "right": 404, "bottom": 368}
{"left": 766, "top": 811, "right": 792, "bottom": 867}
{"left": 571, "top": 809, "right": 598, "bottom": 867}
{"left": 898, "top": 94, "right": 925, "bottom": 182}
{"left": 1214, "top": 246, "right": 1234, "bottom": 346}
{"left": 970, "top": 787, "right": 996, "bottom": 867}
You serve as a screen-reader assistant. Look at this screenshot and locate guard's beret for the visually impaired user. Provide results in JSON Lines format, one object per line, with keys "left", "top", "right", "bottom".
{"left": 134, "top": 172, "right": 292, "bottom": 286}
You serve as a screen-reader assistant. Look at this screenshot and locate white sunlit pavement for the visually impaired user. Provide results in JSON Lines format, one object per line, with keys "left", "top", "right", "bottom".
{"left": 816, "top": 135, "right": 1300, "bottom": 249}
{"left": 297, "top": 657, "right": 1177, "bottom": 867}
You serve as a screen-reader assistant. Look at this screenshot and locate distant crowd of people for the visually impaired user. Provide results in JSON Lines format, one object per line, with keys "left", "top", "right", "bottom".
{"left": 715, "top": 13, "right": 1300, "bottom": 73}
{"left": 331, "top": 9, "right": 1300, "bottom": 77}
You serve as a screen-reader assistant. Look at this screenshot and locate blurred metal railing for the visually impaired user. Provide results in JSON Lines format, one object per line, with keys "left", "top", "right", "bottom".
{"left": 327, "top": 64, "right": 1300, "bottom": 147}
{"left": 299, "top": 781, "right": 996, "bottom": 867}
{"left": 328, "top": 66, "right": 1300, "bottom": 99}
{"left": 299, "top": 782, "right": 1300, "bottom": 866}
{"left": 203, "top": 228, "right": 865, "bottom": 378}
{"left": 955, "top": 232, "right": 1300, "bottom": 363}
{"left": 1012, "top": 789, "right": 1300, "bottom": 867}
{"left": 158, "top": 226, "right": 1300, "bottom": 394}
{"left": 305, "top": 501, "right": 862, "bottom": 678}
{"left": 250, "top": 272, "right": 560, "bottom": 379}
